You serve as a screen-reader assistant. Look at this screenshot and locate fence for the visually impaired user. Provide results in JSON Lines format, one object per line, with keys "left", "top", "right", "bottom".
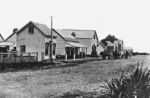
{"left": 0, "top": 52, "right": 38, "bottom": 63}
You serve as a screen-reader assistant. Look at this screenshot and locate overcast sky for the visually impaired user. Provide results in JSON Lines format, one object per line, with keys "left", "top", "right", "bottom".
{"left": 0, "top": 0, "right": 149, "bottom": 53}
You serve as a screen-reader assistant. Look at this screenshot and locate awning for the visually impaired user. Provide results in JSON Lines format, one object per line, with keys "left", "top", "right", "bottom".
{"left": 0, "top": 41, "right": 15, "bottom": 46}
{"left": 65, "top": 42, "right": 86, "bottom": 48}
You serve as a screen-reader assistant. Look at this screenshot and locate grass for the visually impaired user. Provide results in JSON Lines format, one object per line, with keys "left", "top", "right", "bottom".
{"left": 0, "top": 55, "right": 149, "bottom": 97}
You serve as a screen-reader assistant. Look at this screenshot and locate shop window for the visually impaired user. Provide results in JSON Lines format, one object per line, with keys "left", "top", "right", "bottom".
{"left": 45, "top": 42, "right": 49, "bottom": 55}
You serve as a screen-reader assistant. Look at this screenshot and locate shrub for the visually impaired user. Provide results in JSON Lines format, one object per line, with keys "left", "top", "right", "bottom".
{"left": 101, "top": 62, "right": 150, "bottom": 98}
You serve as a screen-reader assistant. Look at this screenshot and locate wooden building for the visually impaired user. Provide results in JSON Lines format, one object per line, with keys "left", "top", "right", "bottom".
{"left": 16, "top": 21, "right": 57, "bottom": 61}
{"left": 53, "top": 29, "right": 87, "bottom": 60}
{"left": 58, "top": 29, "right": 100, "bottom": 56}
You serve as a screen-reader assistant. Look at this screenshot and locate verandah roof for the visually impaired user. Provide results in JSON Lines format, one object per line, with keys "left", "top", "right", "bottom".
{"left": 0, "top": 41, "right": 15, "bottom": 46}
{"left": 65, "top": 42, "right": 86, "bottom": 48}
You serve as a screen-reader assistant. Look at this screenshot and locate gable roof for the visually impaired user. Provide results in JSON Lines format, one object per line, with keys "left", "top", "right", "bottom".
{"left": 54, "top": 29, "right": 78, "bottom": 42}
{"left": 32, "top": 21, "right": 51, "bottom": 35}
{"left": 61, "top": 29, "right": 97, "bottom": 39}
{"left": 17, "top": 21, "right": 57, "bottom": 39}
{"left": 5, "top": 32, "right": 16, "bottom": 41}
{"left": 0, "top": 34, "right": 4, "bottom": 41}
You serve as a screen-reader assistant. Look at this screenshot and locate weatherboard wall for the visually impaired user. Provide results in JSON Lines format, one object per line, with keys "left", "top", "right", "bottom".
{"left": 77, "top": 32, "right": 99, "bottom": 55}
{"left": 16, "top": 26, "right": 45, "bottom": 61}
{"left": 52, "top": 30, "right": 65, "bottom": 56}
{"left": 77, "top": 38, "right": 92, "bottom": 55}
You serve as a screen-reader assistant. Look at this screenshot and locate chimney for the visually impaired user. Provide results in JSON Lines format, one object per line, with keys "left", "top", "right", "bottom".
{"left": 13, "top": 28, "right": 18, "bottom": 33}
{"left": 71, "top": 32, "right": 76, "bottom": 37}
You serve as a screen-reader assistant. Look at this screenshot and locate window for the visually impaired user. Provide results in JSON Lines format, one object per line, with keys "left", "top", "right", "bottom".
{"left": 20, "top": 45, "right": 26, "bottom": 52}
{"left": 28, "top": 25, "right": 34, "bottom": 34}
{"left": 53, "top": 43, "right": 56, "bottom": 55}
{"left": 45, "top": 42, "right": 49, "bottom": 55}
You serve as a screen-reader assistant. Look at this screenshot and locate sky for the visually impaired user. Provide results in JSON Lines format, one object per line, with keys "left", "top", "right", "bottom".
{"left": 0, "top": 0, "right": 150, "bottom": 53}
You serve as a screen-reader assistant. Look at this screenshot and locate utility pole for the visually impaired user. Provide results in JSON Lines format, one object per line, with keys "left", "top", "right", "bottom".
{"left": 50, "top": 16, "right": 53, "bottom": 63}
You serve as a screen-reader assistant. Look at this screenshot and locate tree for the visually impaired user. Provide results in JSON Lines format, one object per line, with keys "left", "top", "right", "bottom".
{"left": 101, "top": 34, "right": 118, "bottom": 46}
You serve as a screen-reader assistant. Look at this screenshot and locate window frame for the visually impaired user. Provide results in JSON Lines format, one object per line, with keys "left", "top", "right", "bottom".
{"left": 45, "top": 42, "right": 49, "bottom": 55}
{"left": 20, "top": 45, "right": 26, "bottom": 52}
{"left": 28, "top": 25, "right": 34, "bottom": 34}
{"left": 53, "top": 43, "right": 56, "bottom": 55}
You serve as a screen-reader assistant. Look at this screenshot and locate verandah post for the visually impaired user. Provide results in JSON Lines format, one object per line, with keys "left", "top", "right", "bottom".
{"left": 65, "top": 47, "right": 67, "bottom": 61}
{"left": 73, "top": 47, "right": 75, "bottom": 61}
{"left": 86, "top": 48, "right": 87, "bottom": 58}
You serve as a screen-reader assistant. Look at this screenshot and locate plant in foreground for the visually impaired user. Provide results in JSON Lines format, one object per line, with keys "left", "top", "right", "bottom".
{"left": 101, "top": 62, "right": 150, "bottom": 98}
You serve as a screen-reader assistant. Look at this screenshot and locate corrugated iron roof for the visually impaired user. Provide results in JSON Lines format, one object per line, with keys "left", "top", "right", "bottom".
{"left": 16, "top": 21, "right": 57, "bottom": 39}
{"left": 31, "top": 22, "right": 78, "bottom": 42}
{"left": 61, "top": 29, "right": 96, "bottom": 39}
{"left": 32, "top": 21, "right": 51, "bottom": 36}
{"left": 54, "top": 29, "right": 78, "bottom": 42}
{"left": 0, "top": 41, "right": 15, "bottom": 46}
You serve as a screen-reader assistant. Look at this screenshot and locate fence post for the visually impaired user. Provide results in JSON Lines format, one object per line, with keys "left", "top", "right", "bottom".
{"left": 133, "top": 91, "right": 138, "bottom": 98}
{"left": 29, "top": 52, "right": 30, "bottom": 62}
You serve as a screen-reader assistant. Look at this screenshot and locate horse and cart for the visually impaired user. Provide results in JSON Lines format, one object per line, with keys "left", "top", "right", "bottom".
{"left": 100, "top": 47, "right": 133, "bottom": 60}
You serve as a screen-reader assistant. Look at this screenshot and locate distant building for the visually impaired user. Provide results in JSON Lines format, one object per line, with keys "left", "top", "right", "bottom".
{"left": 101, "top": 35, "right": 124, "bottom": 53}
{"left": 97, "top": 41, "right": 105, "bottom": 55}
{"left": 124, "top": 46, "right": 133, "bottom": 54}
{"left": 5, "top": 28, "right": 18, "bottom": 51}
{"left": 106, "top": 40, "right": 124, "bottom": 52}
{"left": 0, "top": 33, "right": 16, "bottom": 53}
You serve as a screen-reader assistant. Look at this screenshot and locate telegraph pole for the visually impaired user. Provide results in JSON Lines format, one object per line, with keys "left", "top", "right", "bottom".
{"left": 50, "top": 16, "right": 53, "bottom": 63}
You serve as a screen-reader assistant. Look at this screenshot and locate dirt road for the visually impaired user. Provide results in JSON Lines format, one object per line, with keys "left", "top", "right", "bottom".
{"left": 0, "top": 55, "right": 149, "bottom": 98}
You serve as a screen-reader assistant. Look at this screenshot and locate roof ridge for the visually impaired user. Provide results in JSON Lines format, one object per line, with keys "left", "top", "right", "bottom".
{"left": 0, "top": 33, "right": 4, "bottom": 41}
{"left": 31, "top": 21, "right": 49, "bottom": 27}
{"left": 62, "top": 29, "right": 96, "bottom": 31}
